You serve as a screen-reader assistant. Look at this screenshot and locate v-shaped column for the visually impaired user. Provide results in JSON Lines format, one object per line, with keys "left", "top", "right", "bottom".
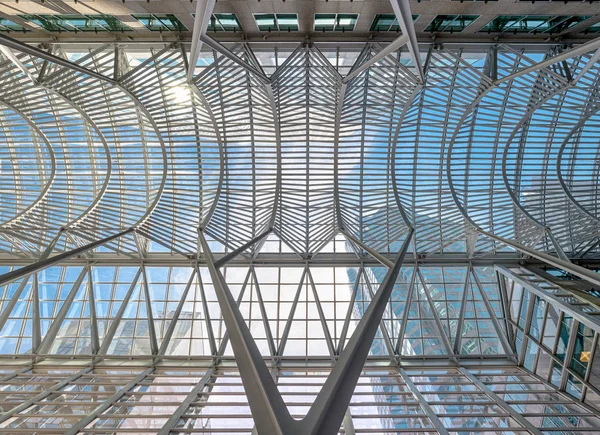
{"left": 198, "top": 228, "right": 413, "bottom": 435}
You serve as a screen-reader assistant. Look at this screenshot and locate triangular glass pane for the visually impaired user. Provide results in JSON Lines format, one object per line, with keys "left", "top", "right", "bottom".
{"left": 280, "top": 269, "right": 331, "bottom": 357}
{"left": 400, "top": 274, "right": 450, "bottom": 356}
{"left": 461, "top": 270, "right": 504, "bottom": 356}
{"left": 420, "top": 267, "right": 467, "bottom": 342}
{"left": 49, "top": 271, "right": 91, "bottom": 355}
{"left": 94, "top": 266, "right": 138, "bottom": 344}
{"left": 163, "top": 268, "right": 214, "bottom": 356}
{"left": 105, "top": 275, "right": 150, "bottom": 356}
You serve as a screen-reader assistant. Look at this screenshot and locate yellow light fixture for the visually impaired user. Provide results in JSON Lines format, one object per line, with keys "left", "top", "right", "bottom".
{"left": 580, "top": 351, "right": 591, "bottom": 363}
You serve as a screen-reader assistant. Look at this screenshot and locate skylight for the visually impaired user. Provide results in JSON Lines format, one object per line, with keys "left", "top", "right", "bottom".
{"left": 19, "top": 14, "right": 131, "bottom": 32}
{"left": 209, "top": 14, "right": 242, "bottom": 32}
{"left": 370, "top": 14, "right": 420, "bottom": 32}
{"left": 425, "top": 15, "right": 479, "bottom": 33}
{"left": 480, "top": 15, "right": 591, "bottom": 34}
{"left": 254, "top": 14, "right": 298, "bottom": 32}
{"left": 132, "top": 14, "right": 186, "bottom": 32}
{"left": 0, "top": 17, "right": 27, "bottom": 32}
{"left": 314, "top": 14, "right": 358, "bottom": 32}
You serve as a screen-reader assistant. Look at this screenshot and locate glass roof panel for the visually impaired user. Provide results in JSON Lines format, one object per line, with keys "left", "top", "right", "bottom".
{"left": 425, "top": 15, "right": 480, "bottom": 32}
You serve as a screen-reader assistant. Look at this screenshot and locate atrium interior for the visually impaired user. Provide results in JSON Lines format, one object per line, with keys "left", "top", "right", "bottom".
{"left": 0, "top": 0, "right": 600, "bottom": 434}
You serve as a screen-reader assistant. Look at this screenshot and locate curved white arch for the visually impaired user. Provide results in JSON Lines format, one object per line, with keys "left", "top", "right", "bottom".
{"left": 556, "top": 106, "right": 600, "bottom": 222}
{"left": 0, "top": 100, "right": 56, "bottom": 227}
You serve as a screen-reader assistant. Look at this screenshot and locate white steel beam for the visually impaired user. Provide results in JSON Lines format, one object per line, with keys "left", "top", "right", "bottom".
{"left": 0, "top": 228, "right": 134, "bottom": 287}
{"left": 343, "top": 35, "right": 409, "bottom": 84}
{"left": 485, "top": 231, "right": 600, "bottom": 288}
{"left": 188, "top": 0, "right": 216, "bottom": 81}
{"left": 157, "top": 367, "right": 216, "bottom": 435}
{"left": 389, "top": 0, "right": 424, "bottom": 83}
{"left": 198, "top": 229, "right": 413, "bottom": 435}
{"left": 497, "top": 36, "right": 600, "bottom": 85}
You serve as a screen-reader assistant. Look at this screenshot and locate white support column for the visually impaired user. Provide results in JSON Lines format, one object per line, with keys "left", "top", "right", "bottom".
{"left": 188, "top": 0, "right": 216, "bottom": 82}
{"left": 389, "top": 0, "right": 424, "bottom": 83}
{"left": 198, "top": 229, "right": 413, "bottom": 435}
{"left": 343, "top": 35, "right": 410, "bottom": 84}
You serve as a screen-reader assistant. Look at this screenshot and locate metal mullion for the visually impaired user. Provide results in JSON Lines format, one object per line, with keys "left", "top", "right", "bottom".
{"left": 157, "top": 268, "right": 197, "bottom": 356}
{"left": 496, "top": 269, "right": 515, "bottom": 346}
{"left": 416, "top": 268, "right": 454, "bottom": 356}
{"left": 532, "top": 301, "right": 550, "bottom": 374}
{"left": 306, "top": 267, "right": 336, "bottom": 357}
{"left": 362, "top": 270, "right": 396, "bottom": 356}
{"left": 395, "top": 267, "right": 417, "bottom": 355}
{"left": 157, "top": 367, "right": 216, "bottom": 435}
{"left": 63, "top": 367, "right": 154, "bottom": 435}
{"left": 192, "top": 264, "right": 218, "bottom": 356}
{"left": 397, "top": 368, "right": 449, "bottom": 435}
{"left": 277, "top": 267, "right": 308, "bottom": 356}
{"left": 0, "top": 365, "right": 93, "bottom": 425}
{"left": 97, "top": 268, "right": 142, "bottom": 356}
{"left": 337, "top": 267, "right": 363, "bottom": 355}
{"left": 453, "top": 268, "right": 471, "bottom": 354}
{"left": 251, "top": 267, "right": 277, "bottom": 357}
{"left": 558, "top": 319, "right": 579, "bottom": 391}
{"left": 583, "top": 332, "right": 599, "bottom": 390}
{"left": 140, "top": 264, "right": 159, "bottom": 355}
{"left": 459, "top": 367, "right": 543, "bottom": 435}
{"left": 470, "top": 267, "right": 515, "bottom": 357}
{"left": 31, "top": 272, "right": 41, "bottom": 353}
{"left": 36, "top": 267, "right": 88, "bottom": 356}
{"left": 517, "top": 287, "right": 536, "bottom": 366}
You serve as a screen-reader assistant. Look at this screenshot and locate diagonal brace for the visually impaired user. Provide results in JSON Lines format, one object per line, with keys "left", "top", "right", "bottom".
{"left": 198, "top": 229, "right": 413, "bottom": 435}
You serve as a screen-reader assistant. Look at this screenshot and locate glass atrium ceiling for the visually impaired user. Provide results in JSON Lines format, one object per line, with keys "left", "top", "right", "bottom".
{"left": 0, "top": 0, "right": 600, "bottom": 432}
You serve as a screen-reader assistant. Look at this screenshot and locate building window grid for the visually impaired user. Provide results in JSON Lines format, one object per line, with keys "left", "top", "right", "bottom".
{"left": 503, "top": 271, "right": 600, "bottom": 412}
